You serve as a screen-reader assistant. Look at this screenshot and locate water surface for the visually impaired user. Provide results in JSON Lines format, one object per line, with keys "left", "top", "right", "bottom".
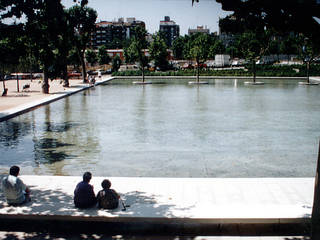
{"left": 0, "top": 79, "right": 319, "bottom": 177}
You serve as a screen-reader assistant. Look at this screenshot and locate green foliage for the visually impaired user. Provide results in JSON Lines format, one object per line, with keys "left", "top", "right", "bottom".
{"left": 68, "top": 47, "right": 81, "bottom": 67}
{"left": 296, "top": 34, "right": 320, "bottom": 63}
{"left": 189, "top": 33, "right": 211, "bottom": 64}
{"left": 113, "top": 64, "right": 320, "bottom": 77}
{"left": 208, "top": 40, "right": 226, "bottom": 59}
{"left": 67, "top": 4, "right": 97, "bottom": 82}
{"left": 215, "top": 0, "right": 320, "bottom": 36}
{"left": 85, "top": 49, "right": 97, "bottom": 65}
{"left": 97, "top": 45, "right": 111, "bottom": 65}
{"left": 0, "top": 24, "right": 25, "bottom": 75}
{"left": 111, "top": 55, "right": 122, "bottom": 72}
{"left": 149, "top": 33, "right": 168, "bottom": 70}
{"left": 124, "top": 26, "right": 148, "bottom": 70}
{"left": 172, "top": 36, "right": 185, "bottom": 59}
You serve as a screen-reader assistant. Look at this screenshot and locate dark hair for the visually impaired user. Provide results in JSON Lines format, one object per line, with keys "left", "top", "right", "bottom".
{"left": 83, "top": 172, "right": 92, "bottom": 182}
{"left": 101, "top": 179, "right": 111, "bottom": 189}
{"left": 9, "top": 166, "right": 20, "bottom": 176}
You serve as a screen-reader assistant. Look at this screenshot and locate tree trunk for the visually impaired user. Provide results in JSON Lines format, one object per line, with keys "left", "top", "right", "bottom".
{"left": 1, "top": 68, "right": 7, "bottom": 96}
{"left": 80, "top": 50, "right": 87, "bottom": 83}
{"left": 312, "top": 141, "right": 320, "bottom": 239}
{"left": 197, "top": 61, "right": 200, "bottom": 83}
{"left": 253, "top": 60, "right": 256, "bottom": 83}
{"left": 16, "top": 74, "right": 19, "bottom": 92}
{"left": 142, "top": 66, "right": 145, "bottom": 83}
{"left": 42, "top": 66, "right": 50, "bottom": 94}
{"left": 307, "top": 61, "right": 310, "bottom": 83}
{"left": 62, "top": 64, "right": 69, "bottom": 87}
{"left": 1, "top": 69, "right": 5, "bottom": 89}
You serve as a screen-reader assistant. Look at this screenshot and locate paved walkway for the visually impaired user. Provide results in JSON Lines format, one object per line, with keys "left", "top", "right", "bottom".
{"left": 0, "top": 176, "right": 314, "bottom": 221}
{"left": 0, "top": 76, "right": 113, "bottom": 122}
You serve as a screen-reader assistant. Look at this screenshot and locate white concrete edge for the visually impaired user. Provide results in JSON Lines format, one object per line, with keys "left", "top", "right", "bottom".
{"left": 112, "top": 76, "right": 309, "bottom": 80}
{"left": 0, "top": 77, "right": 113, "bottom": 122}
{"left": 0, "top": 214, "right": 311, "bottom": 224}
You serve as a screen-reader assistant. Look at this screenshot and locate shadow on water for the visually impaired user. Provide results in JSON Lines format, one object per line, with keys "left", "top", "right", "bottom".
{"left": 0, "top": 120, "right": 31, "bottom": 146}
{"left": 33, "top": 138, "right": 76, "bottom": 163}
{"left": 44, "top": 121, "right": 80, "bottom": 133}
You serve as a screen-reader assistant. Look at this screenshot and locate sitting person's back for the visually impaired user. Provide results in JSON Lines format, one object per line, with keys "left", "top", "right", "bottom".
{"left": 97, "top": 179, "right": 119, "bottom": 209}
{"left": 2, "top": 165, "right": 30, "bottom": 205}
{"left": 74, "top": 172, "right": 97, "bottom": 209}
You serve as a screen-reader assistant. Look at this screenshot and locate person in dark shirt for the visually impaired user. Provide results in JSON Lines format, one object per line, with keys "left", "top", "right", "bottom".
{"left": 74, "top": 172, "right": 97, "bottom": 209}
{"left": 97, "top": 179, "right": 120, "bottom": 209}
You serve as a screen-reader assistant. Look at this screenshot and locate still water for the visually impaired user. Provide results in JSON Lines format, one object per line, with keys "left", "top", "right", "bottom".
{"left": 0, "top": 79, "right": 319, "bottom": 177}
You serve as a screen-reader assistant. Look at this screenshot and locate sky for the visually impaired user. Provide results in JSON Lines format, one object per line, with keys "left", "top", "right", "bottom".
{"left": 61, "top": 0, "right": 232, "bottom": 35}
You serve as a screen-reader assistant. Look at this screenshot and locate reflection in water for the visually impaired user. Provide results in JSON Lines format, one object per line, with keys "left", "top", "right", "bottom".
{"left": 0, "top": 80, "right": 319, "bottom": 177}
{"left": 0, "top": 120, "right": 31, "bottom": 146}
{"left": 33, "top": 138, "right": 75, "bottom": 163}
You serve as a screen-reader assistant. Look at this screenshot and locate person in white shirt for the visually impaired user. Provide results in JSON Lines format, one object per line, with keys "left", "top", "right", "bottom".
{"left": 2, "top": 166, "right": 30, "bottom": 206}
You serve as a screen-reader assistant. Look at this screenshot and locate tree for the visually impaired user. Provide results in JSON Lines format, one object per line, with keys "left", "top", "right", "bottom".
{"left": 0, "top": 24, "right": 25, "bottom": 94}
{"left": 67, "top": 47, "right": 80, "bottom": 71}
{"left": 97, "top": 45, "right": 111, "bottom": 65}
{"left": 208, "top": 40, "right": 225, "bottom": 59}
{"left": 189, "top": 33, "right": 211, "bottom": 82}
{"left": 279, "top": 35, "right": 299, "bottom": 63}
{"left": 67, "top": 4, "right": 97, "bottom": 83}
{"left": 1, "top": 0, "right": 67, "bottom": 94}
{"left": 85, "top": 49, "right": 97, "bottom": 66}
{"left": 149, "top": 33, "right": 168, "bottom": 70}
{"left": 297, "top": 34, "right": 320, "bottom": 83}
{"left": 214, "top": 0, "right": 320, "bottom": 36}
{"left": 111, "top": 55, "right": 122, "bottom": 72}
{"left": 238, "top": 30, "right": 271, "bottom": 83}
{"left": 124, "top": 26, "right": 149, "bottom": 82}
{"left": 172, "top": 36, "right": 185, "bottom": 59}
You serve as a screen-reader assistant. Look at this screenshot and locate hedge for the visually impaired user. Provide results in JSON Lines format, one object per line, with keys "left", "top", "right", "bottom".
{"left": 112, "top": 64, "right": 320, "bottom": 77}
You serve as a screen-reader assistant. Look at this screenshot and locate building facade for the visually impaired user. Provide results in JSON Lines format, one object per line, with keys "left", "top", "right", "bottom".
{"left": 159, "top": 16, "right": 180, "bottom": 47}
{"left": 91, "top": 18, "right": 145, "bottom": 49}
{"left": 188, "top": 26, "right": 210, "bottom": 35}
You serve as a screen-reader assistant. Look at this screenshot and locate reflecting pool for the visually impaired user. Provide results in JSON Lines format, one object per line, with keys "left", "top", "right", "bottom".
{"left": 0, "top": 79, "right": 319, "bottom": 177}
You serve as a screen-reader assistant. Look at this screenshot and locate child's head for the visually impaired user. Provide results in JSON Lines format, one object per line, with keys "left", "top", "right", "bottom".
{"left": 101, "top": 179, "right": 111, "bottom": 189}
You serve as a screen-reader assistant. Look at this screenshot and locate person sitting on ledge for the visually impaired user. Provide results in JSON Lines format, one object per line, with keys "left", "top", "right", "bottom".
{"left": 2, "top": 165, "right": 31, "bottom": 206}
{"left": 74, "top": 172, "right": 97, "bottom": 209}
{"left": 97, "top": 179, "right": 120, "bottom": 209}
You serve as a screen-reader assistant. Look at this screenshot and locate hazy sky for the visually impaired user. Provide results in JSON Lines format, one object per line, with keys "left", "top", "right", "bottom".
{"left": 62, "top": 0, "right": 232, "bottom": 35}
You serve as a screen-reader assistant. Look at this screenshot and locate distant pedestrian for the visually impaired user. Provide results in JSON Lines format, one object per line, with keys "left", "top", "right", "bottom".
{"left": 2, "top": 166, "right": 31, "bottom": 206}
{"left": 74, "top": 172, "right": 97, "bottom": 209}
{"left": 97, "top": 179, "right": 119, "bottom": 209}
{"left": 90, "top": 76, "right": 96, "bottom": 85}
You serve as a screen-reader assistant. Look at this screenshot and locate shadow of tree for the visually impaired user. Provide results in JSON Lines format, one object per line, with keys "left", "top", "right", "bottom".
{"left": 0, "top": 232, "right": 199, "bottom": 240}
{"left": 122, "top": 191, "right": 192, "bottom": 218}
{"left": 0, "top": 187, "right": 190, "bottom": 217}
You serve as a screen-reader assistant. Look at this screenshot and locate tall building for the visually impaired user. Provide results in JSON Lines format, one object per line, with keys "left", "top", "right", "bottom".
{"left": 91, "top": 18, "right": 145, "bottom": 49}
{"left": 159, "top": 16, "right": 180, "bottom": 47}
{"left": 188, "top": 26, "right": 210, "bottom": 35}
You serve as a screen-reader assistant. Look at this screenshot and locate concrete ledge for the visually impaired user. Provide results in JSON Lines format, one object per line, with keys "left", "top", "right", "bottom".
{"left": 0, "top": 77, "right": 113, "bottom": 122}
{"left": 0, "top": 176, "right": 314, "bottom": 234}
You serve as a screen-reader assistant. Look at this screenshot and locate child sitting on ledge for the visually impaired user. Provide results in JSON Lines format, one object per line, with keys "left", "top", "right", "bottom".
{"left": 97, "top": 179, "right": 119, "bottom": 209}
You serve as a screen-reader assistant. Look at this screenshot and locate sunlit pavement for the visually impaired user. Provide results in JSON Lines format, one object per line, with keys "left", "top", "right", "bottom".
{"left": 0, "top": 176, "right": 314, "bottom": 236}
